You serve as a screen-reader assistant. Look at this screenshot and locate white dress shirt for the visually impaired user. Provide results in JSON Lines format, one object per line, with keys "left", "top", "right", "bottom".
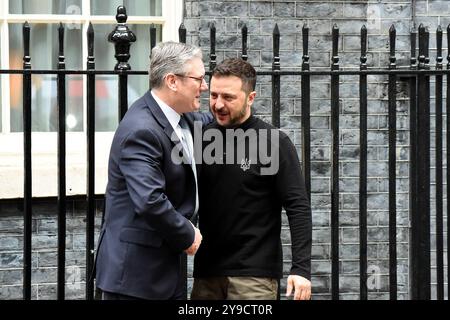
{"left": 151, "top": 91, "right": 199, "bottom": 215}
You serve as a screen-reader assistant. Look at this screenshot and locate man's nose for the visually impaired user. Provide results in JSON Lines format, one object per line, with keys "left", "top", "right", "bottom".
{"left": 215, "top": 97, "right": 225, "bottom": 109}
{"left": 200, "top": 79, "right": 208, "bottom": 91}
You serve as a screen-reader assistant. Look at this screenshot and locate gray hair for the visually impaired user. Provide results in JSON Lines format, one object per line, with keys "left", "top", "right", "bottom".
{"left": 150, "top": 41, "right": 203, "bottom": 89}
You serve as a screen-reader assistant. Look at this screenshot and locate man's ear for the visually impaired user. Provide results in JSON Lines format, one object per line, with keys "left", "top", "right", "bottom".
{"left": 165, "top": 74, "right": 177, "bottom": 91}
{"left": 247, "top": 91, "right": 256, "bottom": 107}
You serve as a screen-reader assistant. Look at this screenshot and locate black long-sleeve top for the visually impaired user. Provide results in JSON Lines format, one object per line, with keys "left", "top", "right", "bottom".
{"left": 193, "top": 115, "right": 312, "bottom": 280}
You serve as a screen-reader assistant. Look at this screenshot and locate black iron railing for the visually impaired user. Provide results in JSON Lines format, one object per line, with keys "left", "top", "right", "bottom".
{"left": 0, "top": 5, "right": 448, "bottom": 300}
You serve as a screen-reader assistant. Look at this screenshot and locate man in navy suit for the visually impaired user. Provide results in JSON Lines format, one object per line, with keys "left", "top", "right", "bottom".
{"left": 95, "top": 41, "right": 212, "bottom": 300}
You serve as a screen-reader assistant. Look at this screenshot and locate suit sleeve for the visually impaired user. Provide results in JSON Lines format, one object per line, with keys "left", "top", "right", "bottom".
{"left": 275, "top": 133, "right": 312, "bottom": 280}
{"left": 190, "top": 111, "right": 213, "bottom": 126}
{"left": 119, "top": 128, "right": 195, "bottom": 252}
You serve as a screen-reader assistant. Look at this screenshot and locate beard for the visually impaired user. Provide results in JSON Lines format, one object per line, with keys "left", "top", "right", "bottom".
{"left": 216, "top": 103, "right": 249, "bottom": 128}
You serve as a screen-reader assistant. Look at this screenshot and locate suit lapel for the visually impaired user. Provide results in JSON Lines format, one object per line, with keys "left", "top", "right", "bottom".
{"left": 143, "top": 91, "right": 192, "bottom": 165}
{"left": 144, "top": 91, "right": 180, "bottom": 143}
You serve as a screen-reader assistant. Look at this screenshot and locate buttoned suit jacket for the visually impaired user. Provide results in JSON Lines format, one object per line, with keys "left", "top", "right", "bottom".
{"left": 95, "top": 90, "right": 212, "bottom": 299}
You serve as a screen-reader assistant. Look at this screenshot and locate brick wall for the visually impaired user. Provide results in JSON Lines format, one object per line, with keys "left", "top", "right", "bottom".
{"left": 183, "top": 0, "right": 447, "bottom": 300}
{"left": 0, "top": 198, "right": 103, "bottom": 299}
{"left": 0, "top": 0, "right": 448, "bottom": 300}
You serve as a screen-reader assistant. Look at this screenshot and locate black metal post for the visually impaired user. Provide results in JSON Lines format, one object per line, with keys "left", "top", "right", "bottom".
{"left": 57, "top": 22, "right": 67, "bottom": 300}
{"left": 435, "top": 25, "right": 444, "bottom": 300}
{"left": 447, "top": 23, "right": 450, "bottom": 302}
{"left": 331, "top": 24, "right": 340, "bottom": 300}
{"left": 301, "top": 24, "right": 311, "bottom": 197}
{"left": 108, "top": 6, "right": 136, "bottom": 121}
{"left": 409, "top": 26, "right": 419, "bottom": 300}
{"left": 388, "top": 24, "right": 397, "bottom": 300}
{"left": 359, "top": 25, "right": 368, "bottom": 301}
{"left": 22, "top": 21, "right": 32, "bottom": 301}
{"left": 86, "top": 22, "right": 96, "bottom": 300}
{"left": 272, "top": 24, "right": 281, "bottom": 128}
{"left": 177, "top": 21, "right": 188, "bottom": 300}
{"left": 411, "top": 24, "right": 431, "bottom": 300}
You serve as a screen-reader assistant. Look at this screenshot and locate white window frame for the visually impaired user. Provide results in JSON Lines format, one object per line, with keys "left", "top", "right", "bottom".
{"left": 0, "top": 0, "right": 184, "bottom": 199}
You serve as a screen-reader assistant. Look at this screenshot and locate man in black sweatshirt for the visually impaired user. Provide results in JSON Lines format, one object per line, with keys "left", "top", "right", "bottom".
{"left": 191, "top": 58, "right": 312, "bottom": 300}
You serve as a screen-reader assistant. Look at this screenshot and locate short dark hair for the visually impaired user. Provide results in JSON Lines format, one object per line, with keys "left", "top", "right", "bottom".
{"left": 211, "top": 58, "right": 256, "bottom": 93}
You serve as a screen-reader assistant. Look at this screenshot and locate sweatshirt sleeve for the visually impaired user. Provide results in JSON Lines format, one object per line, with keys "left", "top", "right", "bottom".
{"left": 275, "top": 133, "right": 312, "bottom": 280}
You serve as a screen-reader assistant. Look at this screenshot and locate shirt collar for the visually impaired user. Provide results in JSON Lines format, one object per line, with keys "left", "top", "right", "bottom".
{"left": 151, "top": 90, "right": 181, "bottom": 132}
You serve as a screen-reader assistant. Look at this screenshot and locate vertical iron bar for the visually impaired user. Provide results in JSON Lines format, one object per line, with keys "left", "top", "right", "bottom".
{"left": 409, "top": 26, "right": 418, "bottom": 301}
{"left": 412, "top": 24, "right": 431, "bottom": 300}
{"left": 241, "top": 24, "right": 248, "bottom": 61}
{"left": 149, "top": 24, "right": 156, "bottom": 90}
{"left": 22, "top": 21, "right": 32, "bottom": 301}
{"left": 86, "top": 22, "right": 96, "bottom": 300}
{"left": 118, "top": 75, "right": 128, "bottom": 120}
{"left": 178, "top": 22, "right": 187, "bottom": 299}
{"left": 150, "top": 24, "right": 156, "bottom": 55}
{"left": 388, "top": 24, "right": 397, "bottom": 300}
{"left": 331, "top": 24, "right": 340, "bottom": 300}
{"left": 447, "top": 23, "right": 450, "bottom": 302}
{"left": 272, "top": 24, "right": 280, "bottom": 128}
{"left": 359, "top": 25, "right": 368, "bottom": 301}
{"left": 301, "top": 24, "right": 311, "bottom": 197}
{"left": 272, "top": 23, "right": 281, "bottom": 300}
{"left": 423, "top": 25, "right": 432, "bottom": 300}
{"left": 210, "top": 22, "right": 216, "bottom": 72}
{"left": 435, "top": 25, "right": 444, "bottom": 300}
{"left": 57, "top": 22, "right": 67, "bottom": 300}
{"left": 179, "top": 23, "right": 186, "bottom": 43}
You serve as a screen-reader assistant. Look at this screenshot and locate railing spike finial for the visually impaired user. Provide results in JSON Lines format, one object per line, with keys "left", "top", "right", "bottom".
{"left": 273, "top": 23, "right": 280, "bottom": 35}
{"left": 178, "top": 22, "right": 186, "bottom": 43}
{"left": 360, "top": 25, "right": 367, "bottom": 69}
{"left": 149, "top": 24, "right": 157, "bottom": 58}
{"left": 241, "top": 23, "right": 248, "bottom": 61}
{"left": 410, "top": 27, "right": 417, "bottom": 69}
{"left": 87, "top": 22, "right": 94, "bottom": 61}
{"left": 331, "top": 25, "right": 339, "bottom": 70}
{"left": 108, "top": 6, "right": 136, "bottom": 71}
{"left": 209, "top": 21, "right": 216, "bottom": 71}
{"left": 437, "top": 25, "right": 443, "bottom": 70}
{"left": 23, "top": 22, "right": 31, "bottom": 70}
{"left": 273, "top": 23, "right": 280, "bottom": 69}
{"left": 116, "top": 5, "right": 127, "bottom": 23}
{"left": 447, "top": 24, "right": 450, "bottom": 67}
{"left": 58, "top": 22, "right": 65, "bottom": 68}
{"left": 302, "top": 23, "right": 309, "bottom": 67}
{"left": 389, "top": 24, "right": 396, "bottom": 69}
{"left": 418, "top": 23, "right": 425, "bottom": 32}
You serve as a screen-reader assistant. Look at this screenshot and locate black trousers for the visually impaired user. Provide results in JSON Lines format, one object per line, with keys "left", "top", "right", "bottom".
{"left": 101, "top": 254, "right": 187, "bottom": 300}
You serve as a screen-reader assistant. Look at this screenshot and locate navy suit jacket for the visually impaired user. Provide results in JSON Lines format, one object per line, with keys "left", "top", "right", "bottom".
{"left": 95, "top": 91, "right": 212, "bottom": 299}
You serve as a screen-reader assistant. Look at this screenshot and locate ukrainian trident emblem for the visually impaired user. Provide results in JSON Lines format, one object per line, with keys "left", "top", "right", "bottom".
{"left": 240, "top": 158, "right": 251, "bottom": 171}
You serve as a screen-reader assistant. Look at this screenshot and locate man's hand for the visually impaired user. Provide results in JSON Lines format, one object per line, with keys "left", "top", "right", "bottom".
{"left": 184, "top": 222, "right": 202, "bottom": 256}
{"left": 286, "top": 275, "right": 311, "bottom": 300}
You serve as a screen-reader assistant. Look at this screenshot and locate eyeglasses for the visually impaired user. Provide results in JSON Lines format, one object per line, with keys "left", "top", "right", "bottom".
{"left": 174, "top": 73, "right": 206, "bottom": 84}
